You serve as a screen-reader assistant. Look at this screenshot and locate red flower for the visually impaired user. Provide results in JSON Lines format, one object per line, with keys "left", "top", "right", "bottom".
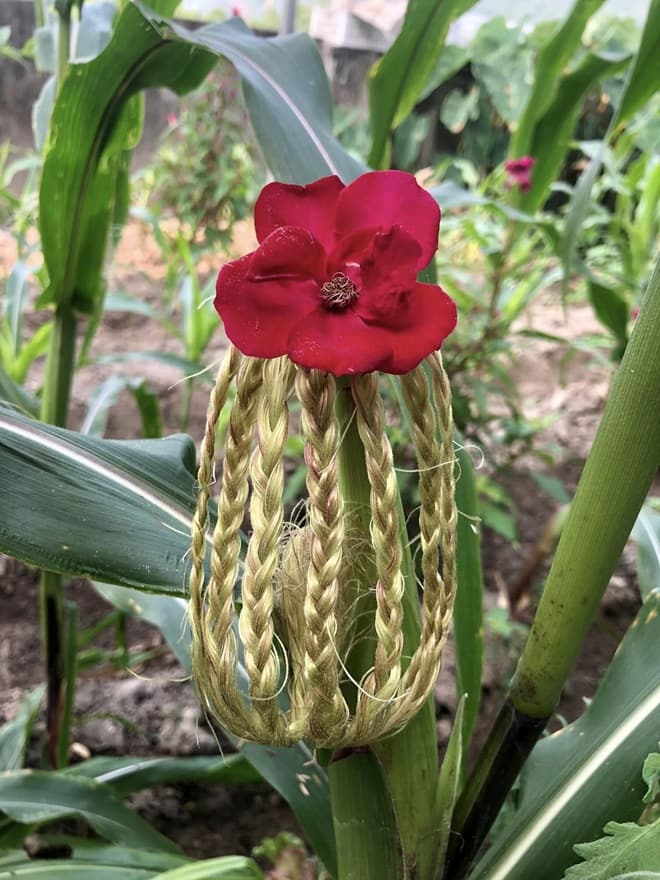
{"left": 214, "top": 171, "right": 457, "bottom": 375}
{"left": 504, "top": 156, "right": 536, "bottom": 192}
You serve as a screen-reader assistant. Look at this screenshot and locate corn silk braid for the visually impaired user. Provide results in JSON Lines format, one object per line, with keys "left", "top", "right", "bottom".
{"left": 189, "top": 345, "right": 240, "bottom": 708}
{"left": 391, "top": 352, "right": 456, "bottom": 728}
{"left": 192, "top": 353, "right": 263, "bottom": 738}
{"left": 239, "top": 357, "right": 296, "bottom": 743}
{"left": 296, "top": 369, "right": 350, "bottom": 745}
{"left": 349, "top": 373, "right": 405, "bottom": 736}
{"left": 188, "top": 350, "right": 456, "bottom": 747}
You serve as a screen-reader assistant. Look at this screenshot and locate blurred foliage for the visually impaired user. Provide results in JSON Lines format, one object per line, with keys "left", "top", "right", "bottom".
{"left": 135, "top": 60, "right": 265, "bottom": 252}
{"left": 391, "top": 14, "right": 642, "bottom": 177}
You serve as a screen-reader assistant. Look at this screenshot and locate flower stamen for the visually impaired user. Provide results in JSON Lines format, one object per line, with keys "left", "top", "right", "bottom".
{"left": 320, "top": 272, "right": 359, "bottom": 311}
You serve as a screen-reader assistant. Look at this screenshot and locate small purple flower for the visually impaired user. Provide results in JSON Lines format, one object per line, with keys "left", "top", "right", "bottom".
{"left": 504, "top": 157, "right": 536, "bottom": 192}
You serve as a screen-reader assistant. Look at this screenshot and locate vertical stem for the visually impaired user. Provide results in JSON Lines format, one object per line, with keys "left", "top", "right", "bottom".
{"left": 446, "top": 255, "right": 660, "bottom": 878}
{"left": 56, "top": 601, "right": 78, "bottom": 768}
{"left": 38, "top": 1, "right": 77, "bottom": 769}
{"left": 329, "top": 750, "right": 403, "bottom": 880}
{"left": 330, "top": 381, "right": 440, "bottom": 880}
{"left": 39, "top": 304, "right": 78, "bottom": 768}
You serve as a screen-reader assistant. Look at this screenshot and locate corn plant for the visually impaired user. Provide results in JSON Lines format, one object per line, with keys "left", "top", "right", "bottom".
{"left": 0, "top": 0, "right": 658, "bottom": 878}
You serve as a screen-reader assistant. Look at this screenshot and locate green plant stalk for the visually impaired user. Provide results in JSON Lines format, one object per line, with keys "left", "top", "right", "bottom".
{"left": 447, "top": 254, "right": 660, "bottom": 878}
{"left": 39, "top": 303, "right": 78, "bottom": 768}
{"left": 38, "top": 7, "right": 77, "bottom": 766}
{"left": 56, "top": 600, "right": 79, "bottom": 768}
{"left": 330, "top": 382, "right": 440, "bottom": 880}
{"left": 512, "top": 255, "right": 660, "bottom": 716}
{"left": 329, "top": 750, "right": 403, "bottom": 880}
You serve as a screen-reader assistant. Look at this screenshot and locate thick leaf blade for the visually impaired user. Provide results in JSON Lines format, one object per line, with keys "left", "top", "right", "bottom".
{"left": 520, "top": 50, "right": 631, "bottom": 212}
{"left": 172, "top": 14, "right": 364, "bottom": 184}
{"left": 0, "top": 771, "right": 178, "bottom": 852}
{"left": 0, "top": 405, "right": 206, "bottom": 594}
{"left": 367, "top": 0, "right": 478, "bottom": 169}
{"left": 510, "top": 0, "right": 607, "bottom": 159}
{"left": 617, "top": 0, "right": 660, "bottom": 122}
{"left": 468, "top": 590, "right": 660, "bottom": 880}
{"left": 39, "top": 2, "right": 216, "bottom": 309}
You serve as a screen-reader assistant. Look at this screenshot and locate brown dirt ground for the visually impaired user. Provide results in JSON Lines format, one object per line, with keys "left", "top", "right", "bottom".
{"left": 0, "top": 217, "right": 650, "bottom": 863}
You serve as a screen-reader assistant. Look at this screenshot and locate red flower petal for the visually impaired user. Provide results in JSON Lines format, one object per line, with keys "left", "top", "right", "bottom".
{"left": 354, "top": 226, "right": 421, "bottom": 322}
{"left": 287, "top": 307, "right": 394, "bottom": 375}
{"left": 372, "top": 282, "right": 457, "bottom": 374}
{"left": 249, "top": 226, "right": 327, "bottom": 283}
{"left": 335, "top": 171, "right": 440, "bottom": 270}
{"left": 254, "top": 175, "right": 345, "bottom": 251}
{"left": 215, "top": 252, "right": 319, "bottom": 359}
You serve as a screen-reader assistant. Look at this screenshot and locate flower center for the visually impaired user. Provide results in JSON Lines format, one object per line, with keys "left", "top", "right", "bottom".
{"left": 320, "top": 272, "right": 359, "bottom": 311}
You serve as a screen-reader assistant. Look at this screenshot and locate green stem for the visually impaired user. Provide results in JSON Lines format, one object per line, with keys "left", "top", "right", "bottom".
{"left": 39, "top": 294, "right": 78, "bottom": 771}
{"left": 447, "top": 255, "right": 660, "bottom": 877}
{"left": 41, "top": 570, "right": 64, "bottom": 768}
{"left": 56, "top": 601, "right": 79, "bottom": 768}
{"left": 329, "top": 750, "right": 403, "bottom": 880}
{"left": 511, "top": 256, "right": 660, "bottom": 717}
{"left": 330, "top": 381, "right": 440, "bottom": 880}
{"left": 41, "top": 305, "right": 77, "bottom": 427}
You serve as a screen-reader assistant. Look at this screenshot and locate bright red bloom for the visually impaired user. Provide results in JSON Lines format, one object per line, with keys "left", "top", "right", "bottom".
{"left": 215, "top": 171, "right": 457, "bottom": 376}
{"left": 504, "top": 156, "right": 536, "bottom": 192}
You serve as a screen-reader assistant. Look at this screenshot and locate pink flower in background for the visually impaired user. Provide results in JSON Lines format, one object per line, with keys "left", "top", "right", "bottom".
{"left": 231, "top": 4, "right": 241, "bottom": 15}
{"left": 504, "top": 157, "right": 536, "bottom": 192}
{"left": 166, "top": 113, "right": 177, "bottom": 127}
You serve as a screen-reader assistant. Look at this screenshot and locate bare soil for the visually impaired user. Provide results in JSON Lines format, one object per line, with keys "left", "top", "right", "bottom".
{"left": 0, "top": 219, "right": 648, "bottom": 862}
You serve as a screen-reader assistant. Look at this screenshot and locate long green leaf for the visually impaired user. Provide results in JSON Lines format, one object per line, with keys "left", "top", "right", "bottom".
{"left": 170, "top": 12, "right": 364, "bottom": 184}
{"left": 0, "top": 689, "right": 44, "bottom": 772}
{"left": 153, "top": 857, "right": 263, "bottom": 879}
{"left": 93, "top": 582, "right": 338, "bottom": 879}
{"left": 560, "top": 0, "right": 659, "bottom": 287}
{"left": 510, "top": 0, "right": 606, "bottom": 159}
{"left": 617, "top": 0, "right": 660, "bottom": 122}
{"left": 453, "top": 447, "right": 483, "bottom": 760}
{"left": 435, "top": 698, "right": 465, "bottom": 871}
{"left": 0, "top": 362, "right": 39, "bottom": 417}
{"left": 0, "top": 772, "right": 179, "bottom": 852}
{"left": 63, "top": 754, "right": 261, "bottom": 794}
{"left": 367, "top": 0, "right": 477, "bottom": 169}
{"left": 39, "top": 2, "right": 215, "bottom": 312}
{"left": 520, "top": 50, "right": 631, "bottom": 212}
{"left": 468, "top": 590, "right": 660, "bottom": 880}
{"left": 0, "top": 405, "right": 206, "bottom": 594}
{"left": 0, "top": 842, "right": 185, "bottom": 879}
